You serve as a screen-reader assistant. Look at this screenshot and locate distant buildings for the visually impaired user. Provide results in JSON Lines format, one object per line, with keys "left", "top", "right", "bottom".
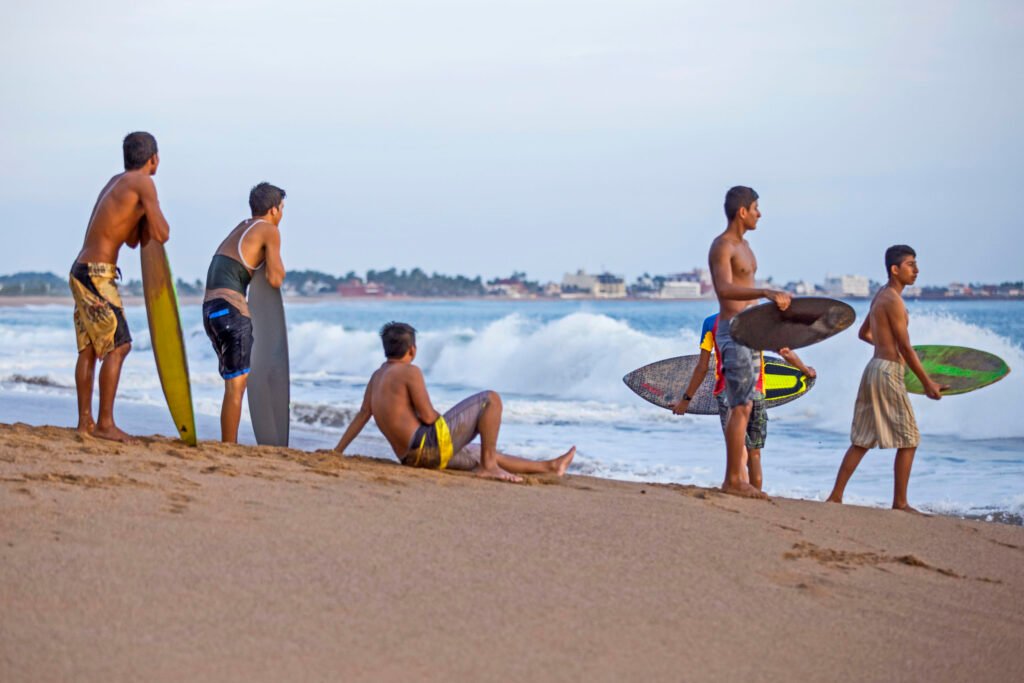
{"left": 824, "top": 274, "right": 871, "bottom": 298}
{"left": 561, "top": 270, "right": 627, "bottom": 298}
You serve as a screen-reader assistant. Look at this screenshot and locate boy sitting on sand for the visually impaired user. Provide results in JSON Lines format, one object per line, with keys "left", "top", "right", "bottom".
{"left": 333, "top": 322, "right": 576, "bottom": 483}
{"left": 826, "top": 245, "right": 946, "bottom": 511}
{"left": 673, "top": 312, "right": 815, "bottom": 491}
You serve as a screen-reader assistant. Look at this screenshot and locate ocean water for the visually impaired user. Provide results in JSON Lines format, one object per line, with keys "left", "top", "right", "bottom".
{"left": 1, "top": 298, "right": 1022, "bottom": 520}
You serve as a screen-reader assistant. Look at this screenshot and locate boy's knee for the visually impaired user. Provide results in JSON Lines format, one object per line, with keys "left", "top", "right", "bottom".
{"left": 731, "top": 401, "right": 752, "bottom": 417}
{"left": 485, "top": 390, "right": 502, "bottom": 407}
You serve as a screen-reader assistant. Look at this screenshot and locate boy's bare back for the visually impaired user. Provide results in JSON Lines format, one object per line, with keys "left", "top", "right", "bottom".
{"left": 78, "top": 171, "right": 167, "bottom": 264}
{"left": 367, "top": 363, "right": 432, "bottom": 455}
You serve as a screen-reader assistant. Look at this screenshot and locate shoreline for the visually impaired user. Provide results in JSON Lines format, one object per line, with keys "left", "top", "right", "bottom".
{"left": 2, "top": 421, "right": 1023, "bottom": 681}
{"left": 4, "top": 293, "right": 1024, "bottom": 307}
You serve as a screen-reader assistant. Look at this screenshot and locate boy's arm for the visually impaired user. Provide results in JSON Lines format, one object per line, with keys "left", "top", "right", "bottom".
{"left": 779, "top": 347, "right": 816, "bottom": 378}
{"left": 887, "top": 299, "right": 945, "bottom": 400}
{"left": 125, "top": 217, "right": 143, "bottom": 249}
{"left": 709, "top": 240, "right": 791, "bottom": 309}
{"left": 672, "top": 348, "right": 712, "bottom": 415}
{"left": 857, "top": 315, "right": 873, "bottom": 345}
{"left": 334, "top": 383, "right": 373, "bottom": 453}
{"left": 262, "top": 224, "right": 286, "bottom": 288}
{"left": 407, "top": 367, "right": 441, "bottom": 424}
{"left": 137, "top": 176, "right": 170, "bottom": 244}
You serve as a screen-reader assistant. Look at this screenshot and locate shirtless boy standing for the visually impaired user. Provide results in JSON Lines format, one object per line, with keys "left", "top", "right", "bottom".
{"left": 707, "top": 186, "right": 791, "bottom": 498}
{"left": 826, "top": 245, "right": 945, "bottom": 511}
{"left": 672, "top": 311, "right": 815, "bottom": 491}
{"left": 71, "top": 132, "right": 170, "bottom": 442}
{"left": 201, "top": 182, "right": 286, "bottom": 442}
{"left": 334, "top": 322, "right": 576, "bottom": 483}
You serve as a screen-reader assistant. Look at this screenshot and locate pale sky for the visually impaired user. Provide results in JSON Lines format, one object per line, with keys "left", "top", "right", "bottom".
{"left": 2, "top": 0, "right": 1021, "bottom": 286}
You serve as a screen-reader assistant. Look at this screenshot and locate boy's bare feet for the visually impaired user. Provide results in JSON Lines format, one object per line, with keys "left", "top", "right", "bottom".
{"left": 826, "top": 495, "right": 843, "bottom": 504}
{"left": 893, "top": 503, "right": 921, "bottom": 514}
{"left": 476, "top": 466, "right": 523, "bottom": 484}
{"left": 721, "top": 481, "right": 769, "bottom": 499}
{"left": 550, "top": 446, "right": 576, "bottom": 476}
{"left": 92, "top": 424, "right": 136, "bottom": 444}
{"left": 76, "top": 417, "right": 96, "bottom": 435}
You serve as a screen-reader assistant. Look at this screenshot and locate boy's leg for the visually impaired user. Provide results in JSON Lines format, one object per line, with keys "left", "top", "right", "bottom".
{"left": 471, "top": 391, "right": 575, "bottom": 482}
{"left": 826, "top": 445, "right": 868, "bottom": 503}
{"left": 93, "top": 343, "right": 134, "bottom": 443}
{"left": 745, "top": 398, "right": 767, "bottom": 490}
{"left": 74, "top": 346, "right": 97, "bottom": 433}
{"left": 892, "top": 447, "right": 917, "bottom": 511}
{"left": 747, "top": 448, "right": 762, "bottom": 490}
{"left": 723, "top": 402, "right": 764, "bottom": 497}
{"left": 220, "top": 374, "right": 249, "bottom": 443}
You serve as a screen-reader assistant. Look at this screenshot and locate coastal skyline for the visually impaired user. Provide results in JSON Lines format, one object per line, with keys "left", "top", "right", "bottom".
{"left": 3, "top": 1, "right": 1022, "bottom": 286}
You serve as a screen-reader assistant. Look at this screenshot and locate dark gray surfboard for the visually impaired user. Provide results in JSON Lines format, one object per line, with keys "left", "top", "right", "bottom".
{"left": 623, "top": 354, "right": 815, "bottom": 414}
{"left": 247, "top": 269, "right": 290, "bottom": 446}
{"left": 728, "top": 297, "right": 856, "bottom": 351}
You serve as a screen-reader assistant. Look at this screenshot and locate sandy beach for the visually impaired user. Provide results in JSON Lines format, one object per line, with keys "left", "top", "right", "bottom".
{"left": 1, "top": 423, "right": 1022, "bottom": 682}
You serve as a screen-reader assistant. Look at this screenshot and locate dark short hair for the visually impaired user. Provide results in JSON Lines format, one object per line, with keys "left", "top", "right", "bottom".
{"left": 381, "top": 322, "right": 416, "bottom": 359}
{"left": 724, "top": 186, "right": 759, "bottom": 221}
{"left": 885, "top": 244, "right": 916, "bottom": 275}
{"left": 249, "top": 182, "right": 287, "bottom": 216}
{"left": 123, "top": 132, "right": 158, "bottom": 170}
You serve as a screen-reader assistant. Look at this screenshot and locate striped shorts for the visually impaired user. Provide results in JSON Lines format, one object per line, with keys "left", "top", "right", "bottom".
{"left": 850, "top": 358, "right": 920, "bottom": 449}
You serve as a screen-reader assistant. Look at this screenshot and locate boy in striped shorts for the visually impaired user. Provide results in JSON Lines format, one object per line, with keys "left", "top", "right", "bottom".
{"left": 826, "top": 245, "right": 946, "bottom": 511}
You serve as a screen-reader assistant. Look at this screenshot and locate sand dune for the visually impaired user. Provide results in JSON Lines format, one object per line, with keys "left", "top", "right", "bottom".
{"left": 1, "top": 422, "right": 1022, "bottom": 682}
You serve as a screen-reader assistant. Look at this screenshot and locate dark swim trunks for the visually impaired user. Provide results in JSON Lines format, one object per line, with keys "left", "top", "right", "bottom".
{"left": 402, "top": 391, "right": 491, "bottom": 470}
{"left": 202, "top": 298, "right": 253, "bottom": 379}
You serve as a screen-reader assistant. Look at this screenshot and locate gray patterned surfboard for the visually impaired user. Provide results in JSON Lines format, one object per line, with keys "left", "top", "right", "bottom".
{"left": 623, "top": 355, "right": 816, "bottom": 414}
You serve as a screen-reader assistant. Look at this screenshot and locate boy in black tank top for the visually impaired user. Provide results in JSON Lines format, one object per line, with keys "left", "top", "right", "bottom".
{"left": 202, "top": 182, "right": 287, "bottom": 442}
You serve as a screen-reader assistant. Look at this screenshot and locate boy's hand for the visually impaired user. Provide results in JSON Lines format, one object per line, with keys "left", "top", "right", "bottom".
{"left": 805, "top": 366, "right": 817, "bottom": 379}
{"left": 766, "top": 289, "right": 792, "bottom": 311}
{"left": 924, "top": 380, "right": 948, "bottom": 400}
{"left": 672, "top": 398, "right": 690, "bottom": 415}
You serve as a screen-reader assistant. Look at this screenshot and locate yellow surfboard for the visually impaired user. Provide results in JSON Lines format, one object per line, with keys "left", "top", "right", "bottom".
{"left": 140, "top": 240, "right": 197, "bottom": 446}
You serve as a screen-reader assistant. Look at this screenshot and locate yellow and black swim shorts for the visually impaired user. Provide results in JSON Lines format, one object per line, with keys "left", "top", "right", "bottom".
{"left": 401, "top": 391, "right": 491, "bottom": 471}
{"left": 69, "top": 261, "right": 131, "bottom": 358}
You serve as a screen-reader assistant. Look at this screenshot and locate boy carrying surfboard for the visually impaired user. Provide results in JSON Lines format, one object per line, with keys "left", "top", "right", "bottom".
{"left": 672, "top": 312, "right": 815, "bottom": 491}
{"left": 70, "top": 132, "right": 171, "bottom": 443}
{"left": 707, "top": 186, "right": 792, "bottom": 499}
{"left": 201, "top": 183, "right": 287, "bottom": 443}
{"left": 826, "top": 245, "right": 947, "bottom": 512}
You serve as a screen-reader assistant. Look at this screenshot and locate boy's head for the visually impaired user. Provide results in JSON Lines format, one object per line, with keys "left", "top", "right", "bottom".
{"left": 249, "top": 182, "right": 287, "bottom": 223}
{"left": 123, "top": 132, "right": 159, "bottom": 173}
{"left": 381, "top": 321, "right": 417, "bottom": 359}
{"left": 885, "top": 244, "right": 918, "bottom": 284}
{"left": 724, "top": 186, "right": 760, "bottom": 229}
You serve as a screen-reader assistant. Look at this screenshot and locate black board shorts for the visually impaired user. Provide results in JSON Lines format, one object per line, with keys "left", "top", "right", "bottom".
{"left": 203, "top": 298, "right": 253, "bottom": 379}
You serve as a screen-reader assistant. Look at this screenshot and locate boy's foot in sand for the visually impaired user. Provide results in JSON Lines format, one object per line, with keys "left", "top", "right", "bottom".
{"left": 826, "top": 495, "right": 843, "bottom": 504}
{"left": 76, "top": 417, "right": 96, "bottom": 435}
{"left": 721, "top": 481, "right": 769, "bottom": 499}
{"left": 92, "top": 424, "right": 136, "bottom": 444}
{"left": 476, "top": 466, "right": 523, "bottom": 484}
{"left": 893, "top": 503, "right": 922, "bottom": 514}
{"left": 551, "top": 446, "right": 576, "bottom": 476}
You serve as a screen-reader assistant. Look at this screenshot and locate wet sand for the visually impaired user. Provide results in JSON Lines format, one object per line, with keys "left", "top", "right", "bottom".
{"left": 1, "top": 422, "right": 1022, "bottom": 682}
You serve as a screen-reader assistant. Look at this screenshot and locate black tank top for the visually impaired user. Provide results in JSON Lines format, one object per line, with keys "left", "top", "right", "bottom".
{"left": 205, "top": 254, "right": 251, "bottom": 295}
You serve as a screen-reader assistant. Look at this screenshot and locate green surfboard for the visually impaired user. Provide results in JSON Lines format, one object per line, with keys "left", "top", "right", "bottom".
{"left": 905, "top": 345, "right": 1010, "bottom": 395}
